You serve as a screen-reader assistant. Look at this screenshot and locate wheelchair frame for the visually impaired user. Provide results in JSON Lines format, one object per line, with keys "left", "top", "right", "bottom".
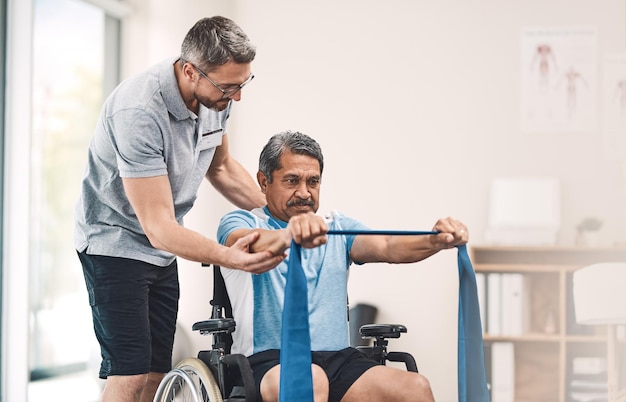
{"left": 153, "top": 265, "right": 418, "bottom": 402}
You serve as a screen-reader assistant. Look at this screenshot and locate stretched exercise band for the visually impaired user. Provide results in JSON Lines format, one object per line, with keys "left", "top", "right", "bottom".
{"left": 327, "top": 229, "right": 438, "bottom": 236}
{"left": 279, "top": 230, "right": 489, "bottom": 402}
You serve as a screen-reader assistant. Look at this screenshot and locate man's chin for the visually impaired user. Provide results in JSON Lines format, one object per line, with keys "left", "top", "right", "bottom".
{"left": 291, "top": 206, "right": 315, "bottom": 214}
{"left": 202, "top": 100, "right": 229, "bottom": 112}
{"left": 212, "top": 101, "right": 230, "bottom": 112}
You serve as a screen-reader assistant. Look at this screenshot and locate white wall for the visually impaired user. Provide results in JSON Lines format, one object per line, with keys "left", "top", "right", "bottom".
{"left": 121, "top": 1, "right": 626, "bottom": 400}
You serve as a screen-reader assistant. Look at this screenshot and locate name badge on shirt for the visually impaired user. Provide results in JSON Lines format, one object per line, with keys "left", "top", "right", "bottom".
{"left": 198, "top": 128, "right": 223, "bottom": 150}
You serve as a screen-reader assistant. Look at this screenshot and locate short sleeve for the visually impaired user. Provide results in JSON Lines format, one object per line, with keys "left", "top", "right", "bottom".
{"left": 217, "top": 210, "right": 259, "bottom": 245}
{"left": 107, "top": 109, "right": 168, "bottom": 178}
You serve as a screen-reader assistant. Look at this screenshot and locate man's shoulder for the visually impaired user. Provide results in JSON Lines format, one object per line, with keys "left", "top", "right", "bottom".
{"left": 107, "top": 58, "right": 179, "bottom": 114}
{"left": 325, "top": 210, "right": 365, "bottom": 228}
{"left": 220, "top": 208, "right": 260, "bottom": 223}
{"left": 217, "top": 209, "right": 268, "bottom": 245}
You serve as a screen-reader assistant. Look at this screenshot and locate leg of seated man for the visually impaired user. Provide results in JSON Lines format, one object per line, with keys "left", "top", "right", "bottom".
{"left": 341, "top": 366, "right": 435, "bottom": 402}
{"left": 260, "top": 364, "right": 329, "bottom": 402}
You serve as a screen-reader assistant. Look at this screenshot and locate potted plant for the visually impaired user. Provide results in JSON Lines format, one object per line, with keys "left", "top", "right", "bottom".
{"left": 575, "top": 217, "right": 603, "bottom": 247}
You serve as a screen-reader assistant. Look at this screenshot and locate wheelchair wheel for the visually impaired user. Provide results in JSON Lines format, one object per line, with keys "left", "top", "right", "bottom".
{"left": 153, "top": 358, "right": 223, "bottom": 402}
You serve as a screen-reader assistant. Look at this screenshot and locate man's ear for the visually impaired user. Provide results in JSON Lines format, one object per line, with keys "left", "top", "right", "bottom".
{"left": 257, "top": 171, "right": 268, "bottom": 193}
{"left": 180, "top": 61, "right": 195, "bottom": 81}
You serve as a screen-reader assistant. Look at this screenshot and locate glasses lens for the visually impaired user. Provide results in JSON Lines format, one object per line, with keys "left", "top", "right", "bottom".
{"left": 223, "top": 87, "right": 242, "bottom": 98}
{"left": 216, "top": 74, "right": 254, "bottom": 99}
{"left": 232, "top": 74, "right": 254, "bottom": 95}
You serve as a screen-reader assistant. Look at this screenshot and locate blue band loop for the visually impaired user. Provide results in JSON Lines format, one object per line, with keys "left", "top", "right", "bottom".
{"left": 279, "top": 230, "right": 488, "bottom": 402}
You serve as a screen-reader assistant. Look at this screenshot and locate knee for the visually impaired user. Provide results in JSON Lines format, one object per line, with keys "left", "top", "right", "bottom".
{"left": 261, "top": 364, "right": 328, "bottom": 402}
{"left": 145, "top": 372, "right": 165, "bottom": 390}
{"left": 311, "top": 364, "right": 329, "bottom": 402}
{"left": 102, "top": 373, "right": 150, "bottom": 400}
{"left": 112, "top": 373, "right": 149, "bottom": 389}
{"left": 410, "top": 373, "right": 434, "bottom": 402}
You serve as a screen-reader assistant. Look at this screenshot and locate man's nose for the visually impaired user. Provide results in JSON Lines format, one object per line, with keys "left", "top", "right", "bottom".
{"left": 294, "top": 182, "right": 311, "bottom": 198}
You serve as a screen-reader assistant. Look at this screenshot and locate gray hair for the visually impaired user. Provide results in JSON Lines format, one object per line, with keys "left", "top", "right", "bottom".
{"left": 259, "top": 131, "right": 324, "bottom": 183}
{"left": 180, "top": 16, "right": 256, "bottom": 72}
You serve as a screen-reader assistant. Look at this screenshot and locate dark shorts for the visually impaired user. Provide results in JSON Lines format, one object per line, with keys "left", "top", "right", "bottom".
{"left": 78, "top": 251, "right": 179, "bottom": 379}
{"left": 248, "top": 347, "right": 380, "bottom": 402}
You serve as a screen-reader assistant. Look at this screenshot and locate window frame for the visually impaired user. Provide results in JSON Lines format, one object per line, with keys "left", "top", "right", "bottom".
{"left": 1, "top": 0, "right": 128, "bottom": 399}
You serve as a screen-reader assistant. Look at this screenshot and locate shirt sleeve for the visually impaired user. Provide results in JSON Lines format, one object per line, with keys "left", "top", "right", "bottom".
{"left": 327, "top": 211, "right": 370, "bottom": 260}
{"left": 107, "top": 108, "right": 168, "bottom": 178}
{"left": 217, "top": 210, "right": 259, "bottom": 245}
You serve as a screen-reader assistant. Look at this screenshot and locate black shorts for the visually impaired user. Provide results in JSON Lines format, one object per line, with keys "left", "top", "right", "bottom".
{"left": 78, "top": 251, "right": 179, "bottom": 378}
{"left": 248, "top": 347, "right": 380, "bottom": 402}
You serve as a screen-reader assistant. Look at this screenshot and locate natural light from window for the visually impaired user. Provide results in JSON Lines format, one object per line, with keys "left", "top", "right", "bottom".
{"left": 29, "top": 0, "right": 108, "bottom": 399}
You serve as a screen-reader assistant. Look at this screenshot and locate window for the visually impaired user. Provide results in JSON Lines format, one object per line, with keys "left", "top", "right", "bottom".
{"left": 26, "top": 0, "right": 121, "bottom": 398}
{"left": 0, "top": 0, "right": 6, "bottom": 395}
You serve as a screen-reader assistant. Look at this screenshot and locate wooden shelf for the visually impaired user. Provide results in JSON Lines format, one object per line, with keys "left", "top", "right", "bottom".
{"left": 471, "top": 245, "right": 626, "bottom": 402}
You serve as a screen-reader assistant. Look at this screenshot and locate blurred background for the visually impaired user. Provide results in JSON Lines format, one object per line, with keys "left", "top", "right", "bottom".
{"left": 2, "top": 0, "right": 625, "bottom": 400}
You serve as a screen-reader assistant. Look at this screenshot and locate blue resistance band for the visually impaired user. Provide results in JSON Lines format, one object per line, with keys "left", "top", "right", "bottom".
{"left": 279, "top": 241, "right": 313, "bottom": 402}
{"left": 279, "top": 230, "right": 489, "bottom": 402}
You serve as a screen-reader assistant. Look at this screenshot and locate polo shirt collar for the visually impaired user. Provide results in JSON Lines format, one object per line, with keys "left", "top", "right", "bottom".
{"left": 159, "top": 57, "right": 193, "bottom": 121}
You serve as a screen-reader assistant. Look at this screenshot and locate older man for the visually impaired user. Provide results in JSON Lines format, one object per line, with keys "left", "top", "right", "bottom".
{"left": 217, "top": 130, "right": 469, "bottom": 402}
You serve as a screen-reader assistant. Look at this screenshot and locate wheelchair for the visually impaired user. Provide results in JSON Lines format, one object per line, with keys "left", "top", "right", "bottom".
{"left": 153, "top": 265, "right": 418, "bottom": 402}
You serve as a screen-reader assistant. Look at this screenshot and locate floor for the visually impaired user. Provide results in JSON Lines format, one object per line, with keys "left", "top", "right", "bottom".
{"left": 28, "top": 369, "right": 103, "bottom": 402}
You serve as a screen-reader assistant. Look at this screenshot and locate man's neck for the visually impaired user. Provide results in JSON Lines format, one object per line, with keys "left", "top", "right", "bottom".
{"left": 173, "top": 59, "right": 200, "bottom": 114}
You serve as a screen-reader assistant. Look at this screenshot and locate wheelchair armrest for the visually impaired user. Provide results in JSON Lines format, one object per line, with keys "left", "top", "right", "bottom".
{"left": 192, "top": 318, "right": 236, "bottom": 335}
{"left": 387, "top": 351, "right": 419, "bottom": 373}
{"left": 359, "top": 324, "right": 407, "bottom": 339}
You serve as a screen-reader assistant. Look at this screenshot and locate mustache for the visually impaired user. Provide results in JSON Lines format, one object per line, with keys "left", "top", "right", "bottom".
{"left": 286, "top": 199, "right": 315, "bottom": 207}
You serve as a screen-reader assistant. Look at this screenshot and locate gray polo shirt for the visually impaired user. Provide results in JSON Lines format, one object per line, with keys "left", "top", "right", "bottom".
{"left": 74, "top": 57, "right": 231, "bottom": 266}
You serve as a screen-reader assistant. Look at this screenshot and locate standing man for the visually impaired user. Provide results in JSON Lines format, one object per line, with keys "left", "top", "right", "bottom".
{"left": 217, "top": 130, "right": 469, "bottom": 402}
{"left": 74, "top": 16, "right": 284, "bottom": 402}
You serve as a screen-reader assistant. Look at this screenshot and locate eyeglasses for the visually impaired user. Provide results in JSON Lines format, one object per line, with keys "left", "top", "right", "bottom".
{"left": 186, "top": 61, "right": 254, "bottom": 99}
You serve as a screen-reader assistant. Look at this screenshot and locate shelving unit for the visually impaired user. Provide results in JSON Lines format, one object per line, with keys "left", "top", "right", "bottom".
{"left": 471, "top": 245, "right": 626, "bottom": 402}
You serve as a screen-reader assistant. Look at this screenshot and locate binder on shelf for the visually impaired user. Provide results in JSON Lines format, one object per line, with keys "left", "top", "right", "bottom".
{"left": 501, "top": 273, "right": 529, "bottom": 336}
{"left": 487, "top": 273, "right": 502, "bottom": 335}
{"left": 476, "top": 272, "right": 486, "bottom": 333}
{"left": 491, "top": 342, "right": 515, "bottom": 402}
{"left": 485, "top": 273, "right": 529, "bottom": 336}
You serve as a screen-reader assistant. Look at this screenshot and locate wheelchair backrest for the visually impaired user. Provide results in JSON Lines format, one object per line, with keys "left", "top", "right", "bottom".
{"left": 204, "top": 264, "right": 235, "bottom": 354}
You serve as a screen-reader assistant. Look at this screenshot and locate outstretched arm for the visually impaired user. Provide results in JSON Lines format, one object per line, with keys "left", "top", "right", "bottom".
{"left": 223, "top": 212, "right": 329, "bottom": 258}
{"left": 349, "top": 216, "right": 468, "bottom": 264}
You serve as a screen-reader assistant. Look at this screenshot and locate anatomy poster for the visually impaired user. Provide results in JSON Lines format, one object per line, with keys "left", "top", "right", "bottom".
{"left": 602, "top": 54, "right": 626, "bottom": 160}
{"left": 520, "top": 26, "right": 597, "bottom": 133}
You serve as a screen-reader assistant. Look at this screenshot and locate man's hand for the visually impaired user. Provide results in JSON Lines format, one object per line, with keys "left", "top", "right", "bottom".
{"left": 430, "top": 217, "right": 469, "bottom": 250}
{"left": 287, "top": 212, "right": 328, "bottom": 248}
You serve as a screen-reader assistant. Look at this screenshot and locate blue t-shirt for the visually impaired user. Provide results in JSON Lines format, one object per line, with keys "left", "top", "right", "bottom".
{"left": 217, "top": 207, "right": 368, "bottom": 356}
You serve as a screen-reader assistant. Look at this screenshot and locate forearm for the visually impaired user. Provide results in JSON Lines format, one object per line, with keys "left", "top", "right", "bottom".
{"left": 385, "top": 236, "right": 440, "bottom": 263}
{"left": 225, "top": 228, "right": 290, "bottom": 256}
{"left": 146, "top": 219, "right": 232, "bottom": 265}
{"left": 207, "top": 157, "right": 265, "bottom": 210}
{"left": 351, "top": 234, "right": 447, "bottom": 264}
